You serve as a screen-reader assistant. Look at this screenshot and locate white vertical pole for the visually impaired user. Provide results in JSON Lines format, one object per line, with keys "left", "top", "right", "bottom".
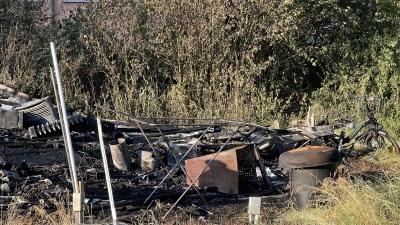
{"left": 50, "top": 42, "right": 83, "bottom": 224}
{"left": 50, "top": 42, "right": 79, "bottom": 193}
{"left": 97, "top": 118, "right": 118, "bottom": 224}
{"left": 49, "top": 67, "right": 75, "bottom": 187}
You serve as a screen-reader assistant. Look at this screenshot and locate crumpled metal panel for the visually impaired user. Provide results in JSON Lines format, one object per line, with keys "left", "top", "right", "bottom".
{"left": 13, "top": 97, "right": 58, "bottom": 127}
{"left": 27, "top": 114, "right": 84, "bottom": 138}
{"left": 185, "top": 146, "right": 243, "bottom": 194}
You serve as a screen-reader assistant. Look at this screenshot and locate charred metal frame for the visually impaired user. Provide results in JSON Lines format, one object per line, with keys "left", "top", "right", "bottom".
{"left": 95, "top": 105, "right": 277, "bottom": 218}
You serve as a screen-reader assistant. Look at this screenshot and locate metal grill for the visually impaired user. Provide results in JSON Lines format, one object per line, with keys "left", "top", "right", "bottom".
{"left": 236, "top": 144, "right": 257, "bottom": 189}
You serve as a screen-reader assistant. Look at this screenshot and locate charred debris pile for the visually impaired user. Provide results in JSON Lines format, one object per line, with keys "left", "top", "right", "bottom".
{"left": 0, "top": 84, "right": 329, "bottom": 213}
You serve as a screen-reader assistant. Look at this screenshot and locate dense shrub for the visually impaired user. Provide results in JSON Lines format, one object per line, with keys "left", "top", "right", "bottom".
{"left": 1, "top": 0, "right": 399, "bottom": 134}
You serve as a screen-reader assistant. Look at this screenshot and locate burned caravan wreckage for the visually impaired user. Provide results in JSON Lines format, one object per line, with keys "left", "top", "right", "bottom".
{"left": 0, "top": 84, "right": 342, "bottom": 217}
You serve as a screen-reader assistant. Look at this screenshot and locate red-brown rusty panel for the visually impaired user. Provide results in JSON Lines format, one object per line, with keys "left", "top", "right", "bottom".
{"left": 185, "top": 146, "right": 246, "bottom": 194}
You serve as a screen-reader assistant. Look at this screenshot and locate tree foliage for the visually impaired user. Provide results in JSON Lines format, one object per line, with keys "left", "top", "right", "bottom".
{"left": 1, "top": 0, "right": 399, "bottom": 132}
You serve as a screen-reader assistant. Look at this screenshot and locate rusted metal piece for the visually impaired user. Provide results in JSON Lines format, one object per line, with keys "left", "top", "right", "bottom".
{"left": 185, "top": 147, "right": 239, "bottom": 194}
{"left": 109, "top": 138, "right": 132, "bottom": 171}
{"left": 278, "top": 146, "right": 341, "bottom": 168}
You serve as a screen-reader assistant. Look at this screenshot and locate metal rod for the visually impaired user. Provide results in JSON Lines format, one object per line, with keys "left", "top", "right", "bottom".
{"left": 93, "top": 103, "right": 273, "bottom": 129}
{"left": 133, "top": 120, "right": 195, "bottom": 205}
{"left": 49, "top": 67, "right": 76, "bottom": 188}
{"left": 142, "top": 120, "right": 215, "bottom": 206}
{"left": 97, "top": 118, "right": 118, "bottom": 225}
{"left": 50, "top": 42, "right": 79, "bottom": 193}
{"left": 0, "top": 100, "right": 19, "bottom": 106}
{"left": 155, "top": 126, "right": 210, "bottom": 208}
{"left": 162, "top": 122, "right": 247, "bottom": 219}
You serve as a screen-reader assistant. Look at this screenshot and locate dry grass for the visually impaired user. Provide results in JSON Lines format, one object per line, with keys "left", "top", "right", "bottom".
{"left": 1, "top": 189, "right": 74, "bottom": 225}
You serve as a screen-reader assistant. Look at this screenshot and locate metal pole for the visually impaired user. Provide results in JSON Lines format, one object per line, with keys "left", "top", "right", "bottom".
{"left": 162, "top": 122, "right": 247, "bottom": 219}
{"left": 143, "top": 121, "right": 216, "bottom": 205}
{"left": 49, "top": 67, "right": 76, "bottom": 187}
{"left": 50, "top": 42, "right": 79, "bottom": 193}
{"left": 97, "top": 118, "right": 118, "bottom": 225}
{"left": 50, "top": 42, "right": 83, "bottom": 224}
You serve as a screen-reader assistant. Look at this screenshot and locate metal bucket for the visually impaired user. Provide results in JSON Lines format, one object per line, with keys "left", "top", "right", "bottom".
{"left": 289, "top": 163, "right": 338, "bottom": 208}
{"left": 109, "top": 138, "right": 132, "bottom": 171}
{"left": 279, "top": 146, "right": 341, "bottom": 208}
{"left": 138, "top": 148, "right": 160, "bottom": 172}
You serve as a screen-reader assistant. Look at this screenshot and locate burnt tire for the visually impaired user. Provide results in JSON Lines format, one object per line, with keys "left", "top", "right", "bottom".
{"left": 365, "top": 130, "right": 400, "bottom": 154}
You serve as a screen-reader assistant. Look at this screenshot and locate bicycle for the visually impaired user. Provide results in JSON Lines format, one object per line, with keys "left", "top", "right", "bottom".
{"left": 317, "top": 96, "right": 399, "bottom": 154}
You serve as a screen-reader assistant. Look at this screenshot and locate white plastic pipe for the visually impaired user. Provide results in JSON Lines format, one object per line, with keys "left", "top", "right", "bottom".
{"left": 97, "top": 118, "right": 118, "bottom": 224}
{"left": 50, "top": 42, "right": 79, "bottom": 193}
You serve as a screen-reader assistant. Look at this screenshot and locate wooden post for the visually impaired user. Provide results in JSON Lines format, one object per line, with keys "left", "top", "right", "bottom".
{"left": 73, "top": 181, "right": 85, "bottom": 224}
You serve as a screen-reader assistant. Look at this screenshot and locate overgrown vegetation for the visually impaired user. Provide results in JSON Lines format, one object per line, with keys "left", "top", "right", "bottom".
{"left": 2, "top": 0, "right": 399, "bottom": 131}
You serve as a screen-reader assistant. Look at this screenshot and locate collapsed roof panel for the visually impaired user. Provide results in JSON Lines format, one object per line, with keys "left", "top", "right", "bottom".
{"left": 13, "top": 97, "right": 58, "bottom": 127}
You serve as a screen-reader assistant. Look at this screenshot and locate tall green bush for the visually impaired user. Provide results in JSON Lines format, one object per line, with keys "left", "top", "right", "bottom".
{"left": 311, "top": 0, "right": 400, "bottom": 136}
{"left": 56, "top": 0, "right": 365, "bottom": 123}
{"left": 1, "top": 0, "right": 399, "bottom": 135}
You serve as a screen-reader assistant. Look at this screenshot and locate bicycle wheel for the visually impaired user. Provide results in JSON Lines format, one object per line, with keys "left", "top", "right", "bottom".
{"left": 365, "top": 130, "right": 400, "bottom": 154}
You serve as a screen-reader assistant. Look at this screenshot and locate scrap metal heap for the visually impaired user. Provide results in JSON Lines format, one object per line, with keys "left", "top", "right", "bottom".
{"left": 0, "top": 87, "right": 323, "bottom": 216}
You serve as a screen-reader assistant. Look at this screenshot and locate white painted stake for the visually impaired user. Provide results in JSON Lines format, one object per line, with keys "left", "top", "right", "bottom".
{"left": 248, "top": 197, "right": 261, "bottom": 224}
{"left": 97, "top": 118, "right": 118, "bottom": 225}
